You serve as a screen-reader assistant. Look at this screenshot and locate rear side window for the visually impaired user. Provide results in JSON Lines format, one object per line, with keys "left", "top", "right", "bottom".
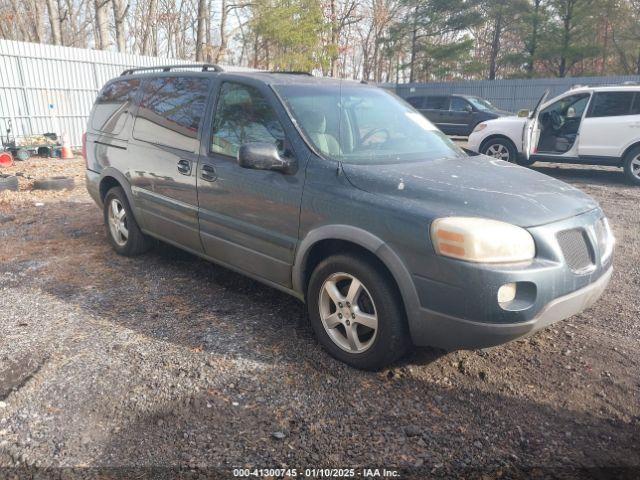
{"left": 425, "top": 96, "right": 449, "bottom": 110}
{"left": 91, "top": 79, "right": 140, "bottom": 135}
{"left": 589, "top": 92, "right": 635, "bottom": 117}
{"left": 133, "top": 76, "right": 210, "bottom": 152}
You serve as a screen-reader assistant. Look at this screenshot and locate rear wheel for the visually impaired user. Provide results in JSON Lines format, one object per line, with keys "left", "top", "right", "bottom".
{"left": 623, "top": 146, "right": 640, "bottom": 186}
{"left": 103, "top": 186, "right": 152, "bottom": 256}
{"left": 307, "top": 253, "right": 410, "bottom": 370}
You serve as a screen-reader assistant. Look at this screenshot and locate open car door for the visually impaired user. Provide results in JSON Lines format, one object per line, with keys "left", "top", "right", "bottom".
{"left": 523, "top": 90, "right": 549, "bottom": 160}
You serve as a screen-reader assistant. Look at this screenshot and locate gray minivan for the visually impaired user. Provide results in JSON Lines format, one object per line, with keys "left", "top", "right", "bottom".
{"left": 405, "top": 94, "right": 510, "bottom": 136}
{"left": 85, "top": 65, "right": 613, "bottom": 370}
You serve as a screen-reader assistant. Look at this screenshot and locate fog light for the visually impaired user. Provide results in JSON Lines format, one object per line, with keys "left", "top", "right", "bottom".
{"left": 497, "top": 283, "right": 517, "bottom": 304}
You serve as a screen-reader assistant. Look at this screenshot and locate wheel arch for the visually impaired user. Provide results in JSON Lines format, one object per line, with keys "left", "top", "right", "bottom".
{"left": 479, "top": 134, "right": 519, "bottom": 154}
{"left": 621, "top": 141, "right": 640, "bottom": 162}
{"left": 293, "top": 226, "right": 422, "bottom": 336}
{"left": 97, "top": 168, "right": 143, "bottom": 225}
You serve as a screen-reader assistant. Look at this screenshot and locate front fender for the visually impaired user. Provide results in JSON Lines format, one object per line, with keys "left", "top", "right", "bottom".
{"left": 292, "top": 225, "right": 423, "bottom": 340}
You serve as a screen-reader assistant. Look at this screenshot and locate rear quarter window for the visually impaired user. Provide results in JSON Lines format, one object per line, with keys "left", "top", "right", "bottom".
{"left": 91, "top": 79, "right": 140, "bottom": 135}
{"left": 133, "top": 76, "right": 211, "bottom": 152}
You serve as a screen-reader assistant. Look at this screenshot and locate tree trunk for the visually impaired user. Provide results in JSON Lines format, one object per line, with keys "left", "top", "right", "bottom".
{"left": 195, "top": 0, "right": 207, "bottom": 61}
{"left": 488, "top": 12, "right": 503, "bottom": 80}
{"left": 141, "top": 0, "right": 156, "bottom": 55}
{"left": 214, "top": 0, "right": 228, "bottom": 63}
{"left": 526, "top": 0, "right": 541, "bottom": 77}
{"left": 45, "top": 0, "right": 62, "bottom": 45}
{"left": 94, "top": 0, "right": 110, "bottom": 50}
{"left": 32, "top": 0, "right": 45, "bottom": 42}
{"left": 558, "top": 0, "right": 574, "bottom": 77}
{"left": 330, "top": 0, "right": 338, "bottom": 77}
{"left": 409, "top": 4, "right": 419, "bottom": 83}
{"left": 112, "top": 0, "right": 127, "bottom": 52}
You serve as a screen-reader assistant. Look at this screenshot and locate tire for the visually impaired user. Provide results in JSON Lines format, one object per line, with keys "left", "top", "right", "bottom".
{"left": 32, "top": 176, "right": 75, "bottom": 191}
{"left": 103, "top": 186, "right": 153, "bottom": 256}
{"left": 0, "top": 174, "right": 18, "bottom": 192}
{"left": 623, "top": 146, "right": 640, "bottom": 186}
{"left": 307, "top": 253, "right": 411, "bottom": 370}
{"left": 15, "top": 149, "right": 30, "bottom": 161}
{"left": 481, "top": 138, "right": 518, "bottom": 163}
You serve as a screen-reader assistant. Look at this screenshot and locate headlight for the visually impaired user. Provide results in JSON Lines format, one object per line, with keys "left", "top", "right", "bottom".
{"left": 472, "top": 123, "right": 487, "bottom": 133}
{"left": 430, "top": 217, "right": 535, "bottom": 263}
{"left": 594, "top": 217, "right": 614, "bottom": 263}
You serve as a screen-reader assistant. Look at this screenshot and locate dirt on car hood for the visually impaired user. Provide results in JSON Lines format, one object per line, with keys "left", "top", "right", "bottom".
{"left": 341, "top": 154, "right": 599, "bottom": 227}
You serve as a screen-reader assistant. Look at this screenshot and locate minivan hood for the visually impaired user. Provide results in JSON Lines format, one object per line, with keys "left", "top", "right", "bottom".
{"left": 341, "top": 155, "right": 599, "bottom": 227}
{"left": 484, "top": 115, "right": 527, "bottom": 126}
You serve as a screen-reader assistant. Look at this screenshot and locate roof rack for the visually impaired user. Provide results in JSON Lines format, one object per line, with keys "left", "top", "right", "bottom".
{"left": 121, "top": 64, "right": 224, "bottom": 76}
{"left": 268, "top": 70, "right": 313, "bottom": 76}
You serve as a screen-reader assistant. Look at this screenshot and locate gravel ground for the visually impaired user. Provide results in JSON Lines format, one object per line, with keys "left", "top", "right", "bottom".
{"left": 0, "top": 157, "right": 638, "bottom": 479}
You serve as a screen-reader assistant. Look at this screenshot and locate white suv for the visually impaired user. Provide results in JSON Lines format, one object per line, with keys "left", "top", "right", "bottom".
{"left": 467, "top": 85, "right": 640, "bottom": 185}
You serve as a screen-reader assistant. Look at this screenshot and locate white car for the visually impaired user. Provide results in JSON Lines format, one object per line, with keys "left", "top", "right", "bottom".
{"left": 467, "top": 85, "right": 640, "bottom": 185}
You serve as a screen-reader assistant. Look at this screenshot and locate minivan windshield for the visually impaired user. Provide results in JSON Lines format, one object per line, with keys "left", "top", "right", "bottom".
{"left": 274, "top": 84, "right": 465, "bottom": 165}
{"left": 466, "top": 96, "right": 495, "bottom": 112}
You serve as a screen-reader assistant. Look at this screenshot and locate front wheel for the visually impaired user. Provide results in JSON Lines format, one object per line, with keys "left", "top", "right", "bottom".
{"left": 307, "top": 253, "right": 410, "bottom": 370}
{"left": 481, "top": 138, "right": 516, "bottom": 162}
{"left": 623, "top": 146, "right": 640, "bottom": 186}
{"left": 103, "top": 186, "right": 152, "bottom": 256}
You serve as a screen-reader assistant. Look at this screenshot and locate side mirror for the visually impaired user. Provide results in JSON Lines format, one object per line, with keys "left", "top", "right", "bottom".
{"left": 517, "top": 109, "right": 530, "bottom": 118}
{"left": 237, "top": 142, "right": 297, "bottom": 174}
{"left": 464, "top": 105, "right": 473, "bottom": 113}
{"left": 566, "top": 107, "right": 576, "bottom": 118}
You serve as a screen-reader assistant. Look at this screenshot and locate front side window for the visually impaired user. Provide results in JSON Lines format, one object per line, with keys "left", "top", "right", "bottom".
{"left": 540, "top": 93, "right": 590, "bottom": 121}
{"left": 133, "top": 76, "right": 210, "bottom": 152}
{"left": 92, "top": 79, "right": 140, "bottom": 134}
{"left": 450, "top": 97, "right": 471, "bottom": 112}
{"left": 589, "top": 92, "right": 636, "bottom": 117}
{"left": 275, "top": 84, "right": 464, "bottom": 165}
{"left": 211, "top": 82, "right": 285, "bottom": 157}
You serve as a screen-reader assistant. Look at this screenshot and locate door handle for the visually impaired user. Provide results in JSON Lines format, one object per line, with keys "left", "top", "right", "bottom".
{"left": 201, "top": 164, "right": 217, "bottom": 182}
{"left": 177, "top": 159, "right": 191, "bottom": 175}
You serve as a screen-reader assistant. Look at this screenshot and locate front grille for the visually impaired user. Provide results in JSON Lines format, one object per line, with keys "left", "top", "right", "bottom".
{"left": 557, "top": 228, "right": 594, "bottom": 272}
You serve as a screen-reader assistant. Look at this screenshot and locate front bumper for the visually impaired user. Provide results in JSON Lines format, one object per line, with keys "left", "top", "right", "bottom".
{"left": 410, "top": 266, "right": 611, "bottom": 350}
{"left": 406, "top": 207, "right": 614, "bottom": 351}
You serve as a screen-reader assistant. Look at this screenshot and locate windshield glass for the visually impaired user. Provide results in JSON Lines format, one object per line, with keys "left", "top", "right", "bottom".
{"left": 274, "top": 84, "right": 465, "bottom": 165}
{"left": 467, "top": 97, "right": 494, "bottom": 112}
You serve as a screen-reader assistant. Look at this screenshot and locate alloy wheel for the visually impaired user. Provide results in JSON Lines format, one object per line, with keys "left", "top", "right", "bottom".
{"left": 108, "top": 198, "right": 129, "bottom": 246}
{"left": 631, "top": 155, "right": 640, "bottom": 180}
{"left": 318, "top": 272, "right": 378, "bottom": 354}
{"left": 485, "top": 143, "right": 510, "bottom": 161}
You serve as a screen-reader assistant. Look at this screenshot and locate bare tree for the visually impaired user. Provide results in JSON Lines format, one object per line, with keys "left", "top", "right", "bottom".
{"left": 195, "top": 0, "right": 207, "bottom": 60}
{"left": 45, "top": 0, "right": 62, "bottom": 45}
{"left": 112, "top": 0, "right": 128, "bottom": 52}
{"left": 94, "top": 0, "right": 111, "bottom": 49}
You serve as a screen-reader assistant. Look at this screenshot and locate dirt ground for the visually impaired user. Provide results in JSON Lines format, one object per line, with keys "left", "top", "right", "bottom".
{"left": 0, "top": 157, "right": 638, "bottom": 479}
